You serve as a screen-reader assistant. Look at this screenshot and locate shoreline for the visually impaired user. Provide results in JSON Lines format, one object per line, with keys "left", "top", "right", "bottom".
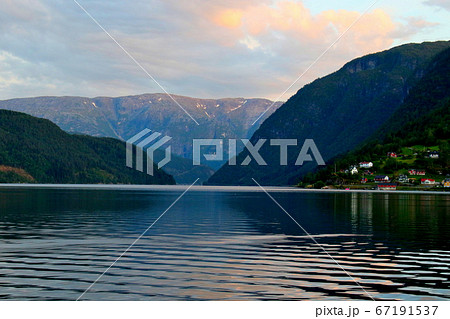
{"left": 0, "top": 183, "right": 449, "bottom": 195}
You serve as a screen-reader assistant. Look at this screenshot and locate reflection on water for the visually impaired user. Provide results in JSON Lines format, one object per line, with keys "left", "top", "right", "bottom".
{"left": 0, "top": 187, "right": 449, "bottom": 300}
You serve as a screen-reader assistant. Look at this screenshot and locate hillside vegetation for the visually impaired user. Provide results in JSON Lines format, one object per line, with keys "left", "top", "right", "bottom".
{"left": 0, "top": 110, "right": 175, "bottom": 184}
{"left": 300, "top": 47, "right": 450, "bottom": 189}
{"left": 208, "top": 41, "right": 450, "bottom": 186}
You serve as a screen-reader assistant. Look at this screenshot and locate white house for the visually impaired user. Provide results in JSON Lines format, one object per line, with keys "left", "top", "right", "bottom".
{"left": 359, "top": 162, "right": 373, "bottom": 168}
{"left": 398, "top": 175, "right": 409, "bottom": 183}
{"left": 428, "top": 151, "right": 439, "bottom": 159}
{"left": 350, "top": 166, "right": 358, "bottom": 175}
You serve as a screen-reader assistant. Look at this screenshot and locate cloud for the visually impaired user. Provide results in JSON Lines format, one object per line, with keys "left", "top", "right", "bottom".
{"left": 214, "top": 9, "right": 244, "bottom": 29}
{"left": 239, "top": 36, "right": 261, "bottom": 50}
{"left": 424, "top": 0, "right": 450, "bottom": 11}
{"left": 391, "top": 17, "right": 439, "bottom": 39}
{"left": 0, "top": 0, "right": 441, "bottom": 101}
{"left": 233, "top": 4, "right": 398, "bottom": 56}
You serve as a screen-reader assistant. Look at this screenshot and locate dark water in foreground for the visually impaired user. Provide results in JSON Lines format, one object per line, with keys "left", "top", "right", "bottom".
{"left": 0, "top": 187, "right": 449, "bottom": 301}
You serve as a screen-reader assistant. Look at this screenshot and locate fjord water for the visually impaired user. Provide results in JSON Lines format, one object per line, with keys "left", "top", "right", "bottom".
{"left": 0, "top": 187, "right": 449, "bottom": 301}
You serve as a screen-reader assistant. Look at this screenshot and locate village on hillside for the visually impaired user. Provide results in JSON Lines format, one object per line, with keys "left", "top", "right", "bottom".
{"left": 300, "top": 145, "right": 450, "bottom": 191}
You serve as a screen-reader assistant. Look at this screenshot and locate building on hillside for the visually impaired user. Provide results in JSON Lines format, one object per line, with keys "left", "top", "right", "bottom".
{"left": 398, "top": 175, "right": 409, "bottom": 183}
{"left": 359, "top": 162, "right": 373, "bottom": 168}
{"left": 421, "top": 178, "right": 435, "bottom": 185}
{"left": 387, "top": 152, "right": 397, "bottom": 158}
{"left": 428, "top": 151, "right": 440, "bottom": 159}
{"left": 374, "top": 175, "right": 390, "bottom": 183}
{"left": 377, "top": 183, "right": 397, "bottom": 191}
{"left": 361, "top": 178, "right": 368, "bottom": 184}
{"left": 409, "top": 169, "right": 426, "bottom": 176}
{"left": 442, "top": 179, "right": 450, "bottom": 188}
{"left": 348, "top": 166, "right": 358, "bottom": 175}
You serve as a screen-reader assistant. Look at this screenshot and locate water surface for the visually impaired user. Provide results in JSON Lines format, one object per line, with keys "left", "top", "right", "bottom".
{"left": 0, "top": 187, "right": 449, "bottom": 300}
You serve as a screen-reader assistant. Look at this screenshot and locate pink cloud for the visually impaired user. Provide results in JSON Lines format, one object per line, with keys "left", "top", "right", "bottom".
{"left": 211, "top": 2, "right": 399, "bottom": 56}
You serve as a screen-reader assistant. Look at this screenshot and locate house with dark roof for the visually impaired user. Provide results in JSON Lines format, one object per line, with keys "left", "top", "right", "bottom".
{"left": 428, "top": 151, "right": 440, "bottom": 159}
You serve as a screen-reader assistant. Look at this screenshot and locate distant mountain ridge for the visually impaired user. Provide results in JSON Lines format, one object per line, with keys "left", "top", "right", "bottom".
{"left": 207, "top": 41, "right": 450, "bottom": 186}
{"left": 0, "top": 94, "right": 282, "bottom": 166}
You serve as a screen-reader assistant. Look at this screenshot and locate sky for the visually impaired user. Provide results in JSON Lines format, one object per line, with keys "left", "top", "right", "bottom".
{"left": 0, "top": 0, "right": 449, "bottom": 101}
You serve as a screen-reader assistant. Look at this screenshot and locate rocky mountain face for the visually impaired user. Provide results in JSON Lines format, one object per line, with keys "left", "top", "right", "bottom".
{"left": 0, "top": 94, "right": 282, "bottom": 162}
{"left": 0, "top": 94, "right": 282, "bottom": 183}
{"left": 207, "top": 41, "right": 450, "bottom": 186}
{"left": 299, "top": 46, "right": 450, "bottom": 187}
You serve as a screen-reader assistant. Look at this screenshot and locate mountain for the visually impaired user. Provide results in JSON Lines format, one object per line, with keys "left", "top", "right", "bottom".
{"left": 0, "top": 94, "right": 282, "bottom": 168}
{"left": 301, "top": 47, "right": 450, "bottom": 186}
{"left": 0, "top": 110, "right": 175, "bottom": 185}
{"left": 372, "top": 46, "right": 450, "bottom": 139}
{"left": 207, "top": 41, "right": 450, "bottom": 186}
{"left": 302, "top": 101, "right": 450, "bottom": 188}
{"left": 155, "top": 152, "right": 215, "bottom": 185}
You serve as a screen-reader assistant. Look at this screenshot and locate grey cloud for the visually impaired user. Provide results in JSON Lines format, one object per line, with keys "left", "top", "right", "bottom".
{"left": 424, "top": 0, "right": 450, "bottom": 11}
